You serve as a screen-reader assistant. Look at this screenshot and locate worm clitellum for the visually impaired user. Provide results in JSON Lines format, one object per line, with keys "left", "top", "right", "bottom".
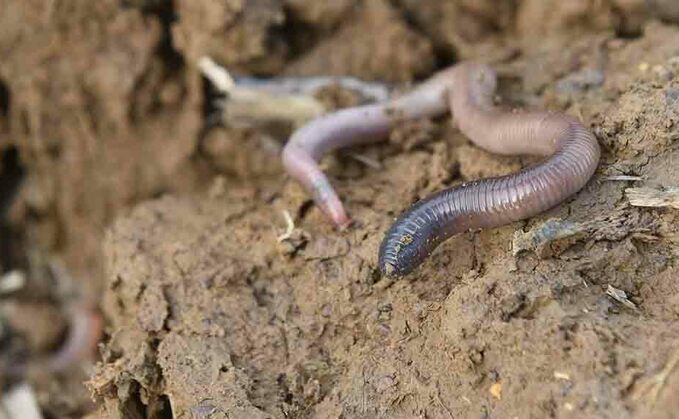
{"left": 282, "top": 62, "right": 600, "bottom": 276}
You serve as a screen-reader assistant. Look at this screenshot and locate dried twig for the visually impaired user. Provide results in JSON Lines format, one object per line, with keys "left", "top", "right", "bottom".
{"left": 198, "top": 56, "right": 390, "bottom": 128}
{"left": 277, "top": 210, "right": 296, "bottom": 242}
{"left": 197, "top": 56, "right": 235, "bottom": 93}
{"left": 626, "top": 187, "right": 679, "bottom": 209}
{"left": 346, "top": 152, "right": 382, "bottom": 169}
{"left": 603, "top": 175, "right": 643, "bottom": 181}
{"left": 605, "top": 284, "right": 638, "bottom": 311}
{"left": 199, "top": 56, "right": 324, "bottom": 127}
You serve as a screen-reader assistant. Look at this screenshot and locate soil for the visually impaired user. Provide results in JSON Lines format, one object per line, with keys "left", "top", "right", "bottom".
{"left": 1, "top": 0, "right": 679, "bottom": 418}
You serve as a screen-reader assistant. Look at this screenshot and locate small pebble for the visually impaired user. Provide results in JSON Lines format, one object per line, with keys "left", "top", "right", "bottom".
{"left": 665, "top": 88, "right": 679, "bottom": 109}
{"left": 0, "top": 270, "right": 26, "bottom": 294}
{"left": 489, "top": 382, "right": 502, "bottom": 400}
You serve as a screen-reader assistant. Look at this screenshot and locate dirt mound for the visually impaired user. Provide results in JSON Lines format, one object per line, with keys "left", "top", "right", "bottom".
{"left": 92, "top": 18, "right": 679, "bottom": 419}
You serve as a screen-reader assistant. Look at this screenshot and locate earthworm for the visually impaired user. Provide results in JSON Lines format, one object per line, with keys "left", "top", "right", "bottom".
{"left": 3, "top": 304, "right": 102, "bottom": 377}
{"left": 282, "top": 62, "right": 599, "bottom": 274}
{"left": 282, "top": 67, "right": 457, "bottom": 227}
{"left": 379, "top": 62, "right": 600, "bottom": 276}
{"left": 45, "top": 304, "right": 102, "bottom": 372}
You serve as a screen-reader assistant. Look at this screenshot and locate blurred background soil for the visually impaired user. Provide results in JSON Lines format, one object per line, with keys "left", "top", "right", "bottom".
{"left": 1, "top": 0, "right": 679, "bottom": 418}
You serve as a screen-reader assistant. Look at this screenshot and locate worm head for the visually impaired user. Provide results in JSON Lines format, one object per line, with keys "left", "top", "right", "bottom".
{"left": 378, "top": 225, "right": 435, "bottom": 277}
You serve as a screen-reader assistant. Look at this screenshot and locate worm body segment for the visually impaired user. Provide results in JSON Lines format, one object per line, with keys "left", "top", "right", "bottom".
{"left": 379, "top": 63, "right": 600, "bottom": 276}
{"left": 282, "top": 69, "right": 457, "bottom": 226}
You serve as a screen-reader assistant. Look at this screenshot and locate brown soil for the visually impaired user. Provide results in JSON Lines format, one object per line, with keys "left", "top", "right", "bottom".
{"left": 2, "top": 0, "right": 679, "bottom": 418}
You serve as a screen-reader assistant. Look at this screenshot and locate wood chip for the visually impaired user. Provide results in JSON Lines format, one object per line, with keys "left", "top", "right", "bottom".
{"left": 489, "top": 382, "right": 502, "bottom": 400}
{"left": 512, "top": 219, "right": 585, "bottom": 257}
{"left": 626, "top": 187, "right": 679, "bottom": 209}
{"left": 605, "top": 284, "right": 638, "bottom": 311}
{"left": 553, "top": 371, "right": 571, "bottom": 381}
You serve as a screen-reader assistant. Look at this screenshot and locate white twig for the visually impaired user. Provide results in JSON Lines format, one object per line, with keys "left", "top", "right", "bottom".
{"left": 277, "top": 210, "right": 296, "bottom": 242}
{"left": 603, "top": 175, "right": 643, "bottom": 181}
{"left": 346, "top": 152, "right": 382, "bottom": 169}
{"left": 198, "top": 56, "right": 235, "bottom": 93}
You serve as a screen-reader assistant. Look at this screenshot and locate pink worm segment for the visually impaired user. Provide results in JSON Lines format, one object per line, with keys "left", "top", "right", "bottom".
{"left": 46, "top": 305, "right": 102, "bottom": 372}
{"left": 282, "top": 68, "right": 457, "bottom": 226}
{"left": 5, "top": 304, "right": 102, "bottom": 377}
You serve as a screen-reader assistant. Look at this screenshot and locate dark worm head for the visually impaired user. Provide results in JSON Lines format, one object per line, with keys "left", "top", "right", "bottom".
{"left": 379, "top": 216, "right": 441, "bottom": 277}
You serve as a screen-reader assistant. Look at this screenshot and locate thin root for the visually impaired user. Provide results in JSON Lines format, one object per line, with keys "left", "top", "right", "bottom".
{"left": 346, "top": 152, "right": 382, "bottom": 169}
{"left": 197, "top": 56, "right": 235, "bottom": 93}
{"left": 634, "top": 347, "right": 679, "bottom": 406}
{"left": 277, "top": 210, "right": 296, "bottom": 242}
{"left": 603, "top": 175, "right": 643, "bottom": 181}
